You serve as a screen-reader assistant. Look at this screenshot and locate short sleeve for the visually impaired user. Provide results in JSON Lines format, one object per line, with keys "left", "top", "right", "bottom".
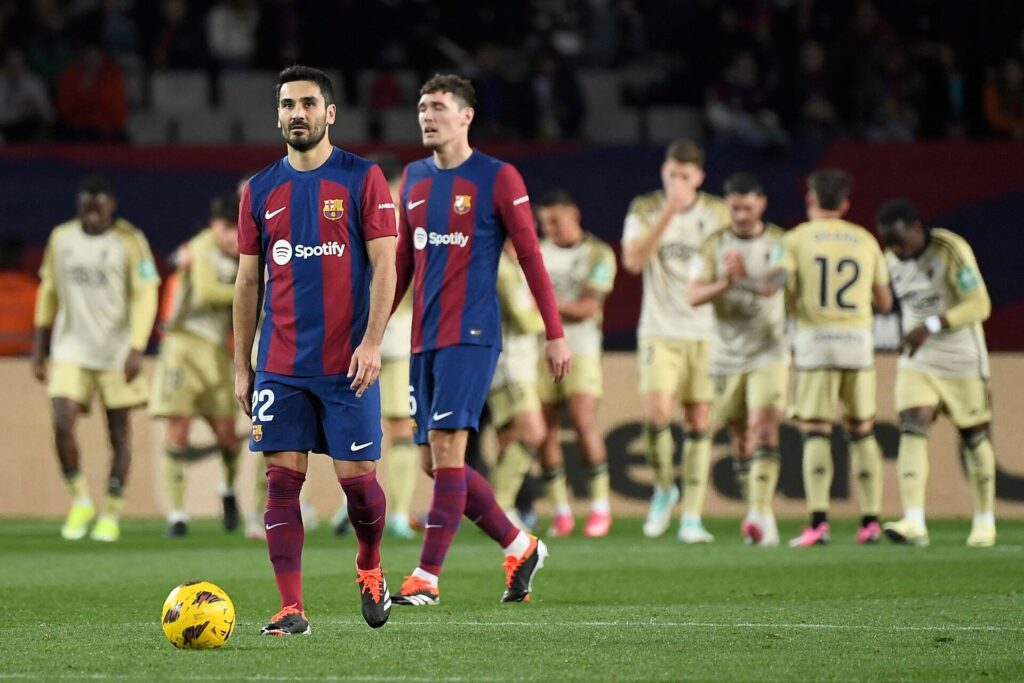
{"left": 360, "top": 164, "right": 399, "bottom": 241}
{"left": 772, "top": 231, "right": 797, "bottom": 273}
{"left": 587, "top": 242, "right": 617, "bottom": 294}
{"left": 695, "top": 234, "right": 718, "bottom": 282}
{"left": 237, "top": 181, "right": 261, "bottom": 256}
{"left": 622, "top": 197, "right": 650, "bottom": 243}
{"left": 127, "top": 227, "right": 160, "bottom": 290}
{"left": 871, "top": 240, "right": 890, "bottom": 286}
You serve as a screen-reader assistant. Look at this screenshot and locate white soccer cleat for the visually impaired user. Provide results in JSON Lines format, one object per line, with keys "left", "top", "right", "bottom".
{"left": 966, "top": 520, "right": 996, "bottom": 548}
{"left": 678, "top": 520, "right": 715, "bottom": 544}
{"left": 642, "top": 485, "right": 679, "bottom": 538}
{"left": 883, "top": 518, "right": 930, "bottom": 547}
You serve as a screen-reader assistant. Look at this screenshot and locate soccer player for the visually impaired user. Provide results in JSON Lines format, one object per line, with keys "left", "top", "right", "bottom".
{"left": 151, "top": 192, "right": 241, "bottom": 538}
{"left": 877, "top": 200, "right": 996, "bottom": 547}
{"left": 536, "top": 189, "right": 617, "bottom": 538}
{"left": 765, "top": 169, "right": 892, "bottom": 547}
{"left": 622, "top": 140, "right": 729, "bottom": 542}
{"left": 391, "top": 74, "right": 571, "bottom": 606}
{"left": 233, "top": 66, "right": 397, "bottom": 634}
{"left": 488, "top": 243, "right": 546, "bottom": 530}
{"left": 689, "top": 173, "right": 787, "bottom": 546}
{"left": 31, "top": 174, "right": 160, "bottom": 542}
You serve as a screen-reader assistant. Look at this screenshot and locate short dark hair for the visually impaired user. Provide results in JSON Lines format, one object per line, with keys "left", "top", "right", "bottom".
{"left": 808, "top": 169, "right": 852, "bottom": 210}
{"left": 665, "top": 139, "right": 704, "bottom": 168}
{"left": 723, "top": 172, "right": 764, "bottom": 196}
{"left": 210, "top": 192, "right": 239, "bottom": 223}
{"left": 78, "top": 174, "right": 115, "bottom": 197}
{"left": 538, "top": 188, "right": 577, "bottom": 208}
{"left": 876, "top": 198, "right": 925, "bottom": 245}
{"left": 276, "top": 65, "right": 335, "bottom": 106}
{"left": 419, "top": 73, "right": 476, "bottom": 108}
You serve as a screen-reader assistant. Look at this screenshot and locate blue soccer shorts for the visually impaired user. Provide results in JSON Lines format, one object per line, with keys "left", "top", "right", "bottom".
{"left": 409, "top": 344, "right": 501, "bottom": 446}
{"left": 248, "top": 371, "right": 383, "bottom": 461}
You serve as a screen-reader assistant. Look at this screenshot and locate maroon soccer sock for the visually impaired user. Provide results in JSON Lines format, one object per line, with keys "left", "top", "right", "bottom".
{"left": 265, "top": 465, "right": 306, "bottom": 610}
{"left": 418, "top": 466, "right": 467, "bottom": 577}
{"left": 464, "top": 465, "right": 520, "bottom": 548}
{"left": 338, "top": 470, "right": 386, "bottom": 570}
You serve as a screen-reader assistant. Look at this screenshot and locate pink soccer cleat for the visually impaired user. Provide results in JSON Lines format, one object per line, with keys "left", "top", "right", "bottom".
{"left": 548, "top": 513, "right": 575, "bottom": 537}
{"left": 856, "top": 520, "right": 882, "bottom": 544}
{"left": 582, "top": 510, "right": 611, "bottom": 538}
{"left": 788, "top": 522, "right": 830, "bottom": 548}
{"left": 741, "top": 516, "right": 764, "bottom": 545}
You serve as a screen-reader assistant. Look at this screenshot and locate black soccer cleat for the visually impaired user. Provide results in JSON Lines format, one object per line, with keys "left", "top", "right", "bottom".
{"left": 222, "top": 494, "right": 239, "bottom": 532}
{"left": 166, "top": 520, "right": 188, "bottom": 538}
{"left": 501, "top": 536, "right": 548, "bottom": 603}
{"left": 356, "top": 568, "right": 391, "bottom": 628}
{"left": 260, "top": 605, "right": 310, "bottom": 636}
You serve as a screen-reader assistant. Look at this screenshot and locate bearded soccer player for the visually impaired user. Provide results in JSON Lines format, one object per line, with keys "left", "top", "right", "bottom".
{"left": 689, "top": 173, "right": 787, "bottom": 546}
{"left": 391, "top": 74, "right": 571, "bottom": 606}
{"left": 233, "top": 66, "right": 397, "bottom": 634}
{"left": 765, "top": 169, "right": 892, "bottom": 547}
{"left": 622, "top": 140, "right": 729, "bottom": 542}
{"left": 32, "top": 175, "right": 160, "bottom": 543}
{"left": 877, "top": 200, "right": 996, "bottom": 547}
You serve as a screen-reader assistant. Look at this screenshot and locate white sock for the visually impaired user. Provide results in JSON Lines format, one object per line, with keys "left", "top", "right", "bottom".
{"left": 905, "top": 507, "right": 925, "bottom": 527}
{"left": 502, "top": 531, "right": 531, "bottom": 558}
{"left": 590, "top": 500, "right": 610, "bottom": 514}
{"left": 974, "top": 512, "right": 995, "bottom": 526}
{"left": 555, "top": 504, "right": 572, "bottom": 517}
{"left": 168, "top": 510, "right": 188, "bottom": 524}
{"left": 412, "top": 567, "right": 439, "bottom": 587}
{"left": 390, "top": 512, "right": 409, "bottom": 526}
{"left": 682, "top": 513, "right": 702, "bottom": 526}
{"left": 218, "top": 483, "right": 234, "bottom": 497}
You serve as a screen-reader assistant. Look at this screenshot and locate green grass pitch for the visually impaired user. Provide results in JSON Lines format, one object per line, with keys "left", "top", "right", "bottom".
{"left": 2, "top": 518, "right": 1022, "bottom": 682}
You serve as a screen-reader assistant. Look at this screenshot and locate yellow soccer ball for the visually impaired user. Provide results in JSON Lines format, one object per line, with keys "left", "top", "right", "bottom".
{"left": 161, "top": 581, "right": 236, "bottom": 649}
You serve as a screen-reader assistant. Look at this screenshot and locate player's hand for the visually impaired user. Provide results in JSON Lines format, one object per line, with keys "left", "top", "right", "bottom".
{"left": 723, "top": 248, "right": 747, "bottom": 284}
{"left": 545, "top": 337, "right": 572, "bottom": 383}
{"left": 124, "top": 349, "right": 143, "bottom": 382}
{"left": 348, "top": 341, "right": 382, "bottom": 398}
{"left": 901, "top": 325, "right": 930, "bottom": 357}
{"left": 30, "top": 352, "right": 47, "bottom": 383}
{"left": 235, "top": 366, "right": 254, "bottom": 417}
{"left": 662, "top": 188, "right": 689, "bottom": 215}
{"left": 171, "top": 244, "right": 192, "bottom": 269}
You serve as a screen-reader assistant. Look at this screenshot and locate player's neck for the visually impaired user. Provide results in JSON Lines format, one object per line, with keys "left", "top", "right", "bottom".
{"left": 432, "top": 139, "right": 473, "bottom": 170}
{"left": 730, "top": 222, "right": 764, "bottom": 239}
{"left": 808, "top": 209, "right": 843, "bottom": 221}
{"left": 287, "top": 139, "right": 334, "bottom": 172}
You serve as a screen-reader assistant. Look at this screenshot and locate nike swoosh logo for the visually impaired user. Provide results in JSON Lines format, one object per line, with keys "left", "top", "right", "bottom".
{"left": 425, "top": 523, "right": 443, "bottom": 529}
{"left": 350, "top": 441, "right": 374, "bottom": 452}
{"left": 265, "top": 522, "right": 288, "bottom": 530}
{"left": 432, "top": 411, "right": 453, "bottom": 421}
{"left": 407, "top": 199, "right": 426, "bottom": 210}
{"left": 265, "top": 207, "right": 286, "bottom": 219}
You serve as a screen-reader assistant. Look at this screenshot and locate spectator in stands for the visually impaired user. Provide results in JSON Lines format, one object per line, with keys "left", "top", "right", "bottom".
{"left": 470, "top": 44, "right": 516, "bottom": 140}
{"left": 861, "top": 43, "right": 923, "bottom": 142}
{"left": 983, "top": 57, "right": 1024, "bottom": 140}
{"left": 779, "top": 40, "right": 842, "bottom": 141}
{"left": 206, "top": 0, "right": 260, "bottom": 70}
{"left": 0, "top": 48, "right": 53, "bottom": 142}
{"left": 95, "top": 0, "right": 141, "bottom": 64}
{"left": 706, "top": 50, "right": 788, "bottom": 150}
{"left": 26, "top": 0, "right": 76, "bottom": 86}
{"left": 147, "top": 0, "right": 208, "bottom": 70}
{"left": 0, "top": 237, "right": 38, "bottom": 356}
{"left": 528, "top": 50, "right": 586, "bottom": 140}
{"left": 55, "top": 44, "right": 127, "bottom": 141}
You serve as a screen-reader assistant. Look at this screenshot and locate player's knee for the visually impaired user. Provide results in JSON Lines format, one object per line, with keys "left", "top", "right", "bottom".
{"left": 899, "top": 411, "right": 930, "bottom": 439}
{"left": 845, "top": 418, "right": 874, "bottom": 437}
{"left": 959, "top": 423, "right": 990, "bottom": 450}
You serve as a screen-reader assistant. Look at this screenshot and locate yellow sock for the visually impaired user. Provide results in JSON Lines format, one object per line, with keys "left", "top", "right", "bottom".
{"left": 543, "top": 466, "right": 570, "bottom": 512}
{"left": 750, "top": 447, "right": 780, "bottom": 518}
{"left": 803, "top": 432, "right": 832, "bottom": 513}
{"left": 645, "top": 424, "right": 675, "bottom": 490}
{"left": 104, "top": 493, "right": 125, "bottom": 519}
{"left": 850, "top": 434, "right": 883, "bottom": 517}
{"left": 964, "top": 435, "right": 996, "bottom": 516}
{"left": 387, "top": 439, "right": 420, "bottom": 518}
{"left": 64, "top": 470, "right": 90, "bottom": 503}
{"left": 163, "top": 448, "right": 187, "bottom": 513}
{"left": 898, "top": 433, "right": 929, "bottom": 512}
{"left": 587, "top": 463, "right": 610, "bottom": 506}
{"left": 733, "top": 457, "right": 751, "bottom": 503}
{"left": 491, "top": 441, "right": 536, "bottom": 510}
{"left": 681, "top": 432, "right": 711, "bottom": 517}
{"left": 219, "top": 445, "right": 239, "bottom": 493}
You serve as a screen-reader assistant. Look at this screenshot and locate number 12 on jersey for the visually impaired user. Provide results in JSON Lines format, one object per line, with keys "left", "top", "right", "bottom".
{"left": 813, "top": 255, "right": 860, "bottom": 310}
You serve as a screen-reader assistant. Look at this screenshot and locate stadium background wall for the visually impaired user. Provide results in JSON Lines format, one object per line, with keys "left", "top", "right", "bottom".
{"left": 4, "top": 354, "right": 1022, "bottom": 520}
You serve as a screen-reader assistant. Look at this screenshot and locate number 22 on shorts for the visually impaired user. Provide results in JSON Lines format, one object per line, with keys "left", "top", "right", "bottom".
{"left": 251, "top": 388, "right": 276, "bottom": 422}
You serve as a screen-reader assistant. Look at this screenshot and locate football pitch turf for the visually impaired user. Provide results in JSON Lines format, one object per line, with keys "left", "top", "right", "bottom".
{"left": 2, "top": 518, "right": 1023, "bottom": 682}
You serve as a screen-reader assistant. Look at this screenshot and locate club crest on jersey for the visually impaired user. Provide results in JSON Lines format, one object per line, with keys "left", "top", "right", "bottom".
{"left": 252, "top": 424, "right": 263, "bottom": 442}
{"left": 453, "top": 195, "right": 473, "bottom": 215}
{"left": 323, "top": 198, "right": 345, "bottom": 221}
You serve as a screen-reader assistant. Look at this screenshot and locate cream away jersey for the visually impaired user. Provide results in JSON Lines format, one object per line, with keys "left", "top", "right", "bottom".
{"left": 623, "top": 191, "right": 729, "bottom": 340}
{"left": 774, "top": 218, "right": 889, "bottom": 369}
{"left": 887, "top": 228, "right": 990, "bottom": 378}
{"left": 540, "top": 232, "right": 616, "bottom": 356}
{"left": 381, "top": 290, "right": 413, "bottom": 360}
{"left": 697, "top": 224, "right": 788, "bottom": 374}
{"left": 164, "top": 229, "right": 237, "bottom": 345}
{"left": 36, "top": 218, "right": 160, "bottom": 370}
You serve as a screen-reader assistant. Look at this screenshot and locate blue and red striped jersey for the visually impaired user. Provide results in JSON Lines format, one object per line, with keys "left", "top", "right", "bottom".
{"left": 238, "top": 147, "right": 397, "bottom": 376}
{"left": 398, "top": 151, "right": 561, "bottom": 354}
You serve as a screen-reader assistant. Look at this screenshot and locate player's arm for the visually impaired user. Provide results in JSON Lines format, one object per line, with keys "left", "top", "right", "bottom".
{"left": 495, "top": 164, "right": 570, "bottom": 381}
{"left": 31, "top": 232, "right": 58, "bottom": 382}
{"left": 190, "top": 240, "right": 235, "bottom": 307}
{"left": 559, "top": 287, "right": 605, "bottom": 322}
{"left": 688, "top": 235, "right": 739, "bottom": 306}
{"left": 560, "top": 243, "right": 616, "bottom": 322}
{"left": 233, "top": 183, "right": 261, "bottom": 416}
{"left": 393, "top": 167, "right": 414, "bottom": 312}
{"left": 621, "top": 196, "right": 680, "bottom": 274}
{"left": 350, "top": 164, "right": 398, "bottom": 397}
{"left": 871, "top": 242, "right": 893, "bottom": 313}
{"left": 746, "top": 237, "right": 795, "bottom": 297}
{"left": 126, "top": 231, "right": 161, "bottom": 381}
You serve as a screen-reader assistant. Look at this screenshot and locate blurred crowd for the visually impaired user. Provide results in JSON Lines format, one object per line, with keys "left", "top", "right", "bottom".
{"left": 1, "top": 0, "right": 1024, "bottom": 145}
